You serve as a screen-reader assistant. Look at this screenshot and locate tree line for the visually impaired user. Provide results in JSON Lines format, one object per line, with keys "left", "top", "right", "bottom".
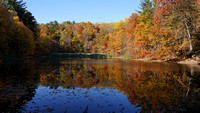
{"left": 0, "top": 0, "right": 200, "bottom": 59}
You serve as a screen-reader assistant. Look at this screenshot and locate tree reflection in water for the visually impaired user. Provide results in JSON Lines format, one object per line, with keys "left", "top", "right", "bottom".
{"left": 1, "top": 59, "right": 200, "bottom": 112}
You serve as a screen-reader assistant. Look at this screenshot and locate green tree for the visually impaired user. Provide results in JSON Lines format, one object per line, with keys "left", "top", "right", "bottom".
{"left": 0, "top": 2, "right": 35, "bottom": 56}
{"left": 5, "top": 0, "right": 38, "bottom": 38}
{"left": 60, "top": 24, "right": 73, "bottom": 51}
{"left": 134, "top": 0, "right": 153, "bottom": 58}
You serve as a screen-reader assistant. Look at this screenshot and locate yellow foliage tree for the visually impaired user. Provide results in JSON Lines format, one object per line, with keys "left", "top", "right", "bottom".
{"left": 0, "top": 3, "right": 35, "bottom": 56}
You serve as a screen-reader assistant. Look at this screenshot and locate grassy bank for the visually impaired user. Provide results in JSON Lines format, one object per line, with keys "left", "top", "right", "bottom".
{"left": 45, "top": 53, "right": 110, "bottom": 59}
{"left": 0, "top": 53, "right": 110, "bottom": 61}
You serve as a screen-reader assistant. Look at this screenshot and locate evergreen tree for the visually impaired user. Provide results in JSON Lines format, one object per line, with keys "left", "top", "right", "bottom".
{"left": 5, "top": 0, "right": 38, "bottom": 39}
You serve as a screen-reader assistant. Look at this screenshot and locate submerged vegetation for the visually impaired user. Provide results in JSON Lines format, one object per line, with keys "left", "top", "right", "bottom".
{"left": 0, "top": 0, "right": 200, "bottom": 60}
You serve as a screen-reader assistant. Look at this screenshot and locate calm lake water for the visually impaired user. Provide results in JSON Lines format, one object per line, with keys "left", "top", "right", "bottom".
{"left": 0, "top": 59, "right": 200, "bottom": 113}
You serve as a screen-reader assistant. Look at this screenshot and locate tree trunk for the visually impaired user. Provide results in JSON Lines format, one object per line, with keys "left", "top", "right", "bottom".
{"left": 185, "top": 22, "right": 193, "bottom": 53}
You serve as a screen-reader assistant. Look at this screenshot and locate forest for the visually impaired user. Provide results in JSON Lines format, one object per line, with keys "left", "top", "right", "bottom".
{"left": 0, "top": 0, "right": 200, "bottom": 60}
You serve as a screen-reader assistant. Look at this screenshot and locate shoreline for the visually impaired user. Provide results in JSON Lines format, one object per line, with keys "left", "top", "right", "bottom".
{"left": 111, "top": 56, "right": 200, "bottom": 66}
{"left": 0, "top": 54, "right": 200, "bottom": 66}
{"left": 133, "top": 58, "right": 200, "bottom": 66}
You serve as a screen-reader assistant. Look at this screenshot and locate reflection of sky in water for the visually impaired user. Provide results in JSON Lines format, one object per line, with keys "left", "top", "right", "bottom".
{"left": 2, "top": 59, "right": 199, "bottom": 112}
{"left": 22, "top": 85, "right": 140, "bottom": 113}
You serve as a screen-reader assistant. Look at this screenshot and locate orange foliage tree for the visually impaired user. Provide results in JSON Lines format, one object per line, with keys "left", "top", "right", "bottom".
{"left": 0, "top": 3, "right": 35, "bottom": 56}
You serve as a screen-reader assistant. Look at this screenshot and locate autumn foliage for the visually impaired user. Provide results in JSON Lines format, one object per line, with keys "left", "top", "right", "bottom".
{"left": 0, "top": 0, "right": 200, "bottom": 58}
{"left": 36, "top": 0, "right": 200, "bottom": 59}
{"left": 0, "top": 2, "right": 34, "bottom": 56}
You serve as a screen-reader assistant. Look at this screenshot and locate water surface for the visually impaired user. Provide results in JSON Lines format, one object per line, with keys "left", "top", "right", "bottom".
{"left": 0, "top": 59, "right": 200, "bottom": 112}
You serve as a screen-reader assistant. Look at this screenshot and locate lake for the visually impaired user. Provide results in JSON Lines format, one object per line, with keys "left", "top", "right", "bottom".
{"left": 0, "top": 59, "right": 200, "bottom": 113}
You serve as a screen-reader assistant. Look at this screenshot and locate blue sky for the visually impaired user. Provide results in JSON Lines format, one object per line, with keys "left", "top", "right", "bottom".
{"left": 23, "top": 0, "right": 140, "bottom": 24}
